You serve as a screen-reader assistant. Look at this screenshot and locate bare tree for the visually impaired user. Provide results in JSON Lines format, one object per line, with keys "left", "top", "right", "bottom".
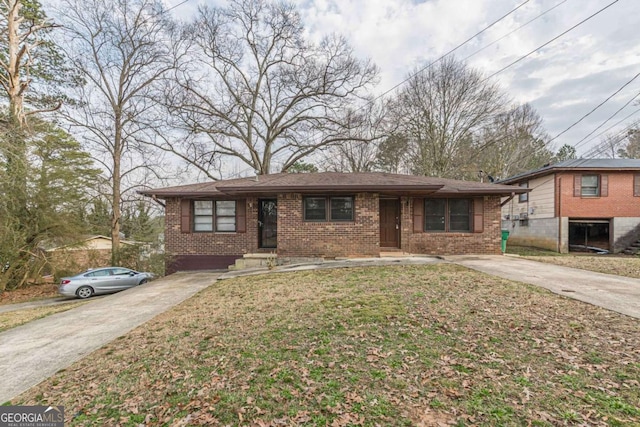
{"left": 60, "top": 0, "right": 177, "bottom": 264}
{"left": 375, "top": 134, "right": 410, "bottom": 174}
{"left": 164, "top": 0, "right": 379, "bottom": 177}
{"left": 393, "top": 56, "right": 504, "bottom": 178}
{"left": 473, "top": 103, "right": 553, "bottom": 180}
{"left": 617, "top": 127, "right": 640, "bottom": 159}
{"left": 321, "top": 100, "right": 389, "bottom": 172}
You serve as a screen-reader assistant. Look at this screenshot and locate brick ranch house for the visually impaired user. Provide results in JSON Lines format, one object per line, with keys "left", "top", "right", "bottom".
{"left": 141, "top": 172, "right": 527, "bottom": 272}
{"left": 499, "top": 159, "right": 640, "bottom": 253}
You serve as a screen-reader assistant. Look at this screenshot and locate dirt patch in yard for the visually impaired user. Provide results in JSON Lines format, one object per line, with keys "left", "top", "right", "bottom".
{"left": 0, "top": 283, "right": 59, "bottom": 306}
{"left": 15, "top": 264, "right": 640, "bottom": 426}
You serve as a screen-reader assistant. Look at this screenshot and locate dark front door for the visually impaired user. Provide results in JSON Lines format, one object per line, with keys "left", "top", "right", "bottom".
{"left": 259, "top": 199, "right": 277, "bottom": 248}
{"left": 380, "top": 199, "right": 400, "bottom": 248}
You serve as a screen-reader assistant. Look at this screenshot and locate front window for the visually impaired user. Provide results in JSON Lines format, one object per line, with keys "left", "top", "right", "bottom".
{"left": 304, "top": 196, "right": 354, "bottom": 221}
{"left": 303, "top": 197, "right": 327, "bottom": 221}
{"left": 424, "top": 198, "right": 472, "bottom": 232}
{"left": 425, "top": 199, "right": 446, "bottom": 231}
{"left": 194, "top": 200, "right": 236, "bottom": 232}
{"left": 216, "top": 201, "right": 237, "bottom": 231}
{"left": 581, "top": 175, "right": 599, "bottom": 197}
{"left": 449, "top": 199, "right": 471, "bottom": 231}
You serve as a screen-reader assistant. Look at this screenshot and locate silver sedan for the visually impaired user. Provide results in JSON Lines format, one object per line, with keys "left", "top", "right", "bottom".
{"left": 58, "top": 267, "right": 154, "bottom": 299}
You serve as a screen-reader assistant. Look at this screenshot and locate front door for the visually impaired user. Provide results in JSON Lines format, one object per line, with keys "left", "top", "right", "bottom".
{"left": 259, "top": 199, "right": 277, "bottom": 248}
{"left": 380, "top": 199, "right": 400, "bottom": 248}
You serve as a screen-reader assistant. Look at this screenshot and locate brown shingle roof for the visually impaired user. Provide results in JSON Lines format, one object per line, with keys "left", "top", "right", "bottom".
{"left": 139, "top": 172, "right": 526, "bottom": 198}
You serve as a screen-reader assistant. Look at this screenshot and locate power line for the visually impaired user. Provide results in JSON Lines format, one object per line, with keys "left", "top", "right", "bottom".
{"left": 320, "top": 0, "right": 621, "bottom": 174}
{"left": 573, "top": 88, "right": 640, "bottom": 150}
{"left": 166, "top": 0, "right": 190, "bottom": 13}
{"left": 548, "top": 71, "right": 639, "bottom": 146}
{"left": 581, "top": 110, "right": 640, "bottom": 156}
{"left": 221, "top": 1, "right": 536, "bottom": 178}
{"left": 482, "top": 0, "right": 620, "bottom": 82}
{"left": 582, "top": 118, "right": 640, "bottom": 157}
{"left": 371, "top": 0, "right": 532, "bottom": 103}
{"left": 465, "top": 0, "right": 569, "bottom": 62}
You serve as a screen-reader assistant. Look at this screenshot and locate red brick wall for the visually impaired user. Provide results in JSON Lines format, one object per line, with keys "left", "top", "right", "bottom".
{"left": 164, "top": 193, "right": 503, "bottom": 269}
{"left": 557, "top": 172, "right": 640, "bottom": 218}
{"left": 402, "top": 196, "right": 502, "bottom": 255}
{"left": 277, "top": 193, "right": 379, "bottom": 257}
{"left": 164, "top": 197, "right": 259, "bottom": 271}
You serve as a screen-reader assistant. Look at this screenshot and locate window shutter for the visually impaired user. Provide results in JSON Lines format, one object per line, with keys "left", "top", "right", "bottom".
{"left": 600, "top": 175, "right": 608, "bottom": 197}
{"left": 180, "top": 199, "right": 191, "bottom": 233}
{"left": 413, "top": 198, "right": 424, "bottom": 233}
{"left": 236, "top": 199, "right": 247, "bottom": 233}
{"left": 634, "top": 174, "right": 640, "bottom": 197}
{"left": 573, "top": 174, "right": 581, "bottom": 197}
{"left": 473, "top": 197, "right": 484, "bottom": 233}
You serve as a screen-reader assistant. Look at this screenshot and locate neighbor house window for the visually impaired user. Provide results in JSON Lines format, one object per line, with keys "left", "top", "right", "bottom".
{"left": 193, "top": 200, "right": 236, "bottom": 232}
{"left": 304, "top": 196, "right": 354, "bottom": 221}
{"left": 519, "top": 182, "right": 528, "bottom": 202}
{"left": 424, "top": 198, "right": 472, "bottom": 232}
{"left": 581, "top": 175, "right": 599, "bottom": 197}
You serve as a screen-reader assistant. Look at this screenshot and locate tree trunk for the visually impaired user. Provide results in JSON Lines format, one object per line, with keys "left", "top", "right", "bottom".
{"left": 111, "top": 115, "right": 122, "bottom": 265}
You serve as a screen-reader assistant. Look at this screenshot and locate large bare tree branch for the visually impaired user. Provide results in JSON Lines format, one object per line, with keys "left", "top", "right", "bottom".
{"left": 162, "top": 0, "right": 379, "bottom": 175}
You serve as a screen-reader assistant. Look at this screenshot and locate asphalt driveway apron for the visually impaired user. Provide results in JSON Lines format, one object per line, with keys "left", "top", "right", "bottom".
{"left": 0, "top": 271, "right": 220, "bottom": 404}
{"left": 446, "top": 255, "right": 640, "bottom": 320}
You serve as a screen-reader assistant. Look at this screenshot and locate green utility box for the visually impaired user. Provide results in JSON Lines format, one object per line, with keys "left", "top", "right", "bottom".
{"left": 501, "top": 229, "right": 510, "bottom": 253}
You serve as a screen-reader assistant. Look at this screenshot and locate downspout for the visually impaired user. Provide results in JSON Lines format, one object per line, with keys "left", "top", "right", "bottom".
{"left": 557, "top": 176, "right": 562, "bottom": 253}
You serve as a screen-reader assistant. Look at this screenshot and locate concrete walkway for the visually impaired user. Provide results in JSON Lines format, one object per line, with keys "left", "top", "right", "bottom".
{"left": 446, "top": 255, "right": 640, "bottom": 320}
{"left": 0, "top": 271, "right": 221, "bottom": 404}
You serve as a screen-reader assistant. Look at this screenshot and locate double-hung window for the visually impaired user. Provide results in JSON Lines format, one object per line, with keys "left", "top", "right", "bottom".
{"left": 581, "top": 175, "right": 599, "bottom": 197}
{"left": 193, "top": 200, "right": 236, "bottom": 232}
{"left": 424, "top": 198, "right": 471, "bottom": 232}
{"left": 304, "top": 196, "right": 354, "bottom": 221}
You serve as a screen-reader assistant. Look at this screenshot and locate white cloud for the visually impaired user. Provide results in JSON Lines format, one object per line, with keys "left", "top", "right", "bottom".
{"left": 167, "top": 0, "right": 640, "bottom": 156}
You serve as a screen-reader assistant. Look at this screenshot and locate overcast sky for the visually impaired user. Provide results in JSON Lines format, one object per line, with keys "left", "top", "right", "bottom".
{"left": 169, "top": 0, "right": 640, "bottom": 157}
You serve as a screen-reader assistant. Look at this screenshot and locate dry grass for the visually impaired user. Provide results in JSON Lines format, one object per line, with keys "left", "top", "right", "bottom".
{"left": 524, "top": 255, "right": 640, "bottom": 279}
{"left": 15, "top": 264, "right": 640, "bottom": 426}
{"left": 0, "top": 302, "right": 86, "bottom": 332}
{"left": 508, "top": 245, "right": 640, "bottom": 279}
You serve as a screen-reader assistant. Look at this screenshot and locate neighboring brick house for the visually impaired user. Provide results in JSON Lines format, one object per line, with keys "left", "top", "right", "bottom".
{"left": 140, "top": 172, "right": 526, "bottom": 272}
{"left": 499, "top": 159, "right": 640, "bottom": 253}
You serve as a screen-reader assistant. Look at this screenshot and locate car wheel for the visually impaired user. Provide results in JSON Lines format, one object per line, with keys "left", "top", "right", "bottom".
{"left": 76, "top": 286, "right": 94, "bottom": 299}
{"left": 138, "top": 278, "right": 148, "bottom": 285}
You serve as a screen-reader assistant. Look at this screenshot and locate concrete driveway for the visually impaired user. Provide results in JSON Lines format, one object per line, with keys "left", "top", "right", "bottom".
{"left": 447, "top": 255, "right": 640, "bottom": 320}
{"left": 0, "top": 271, "right": 221, "bottom": 404}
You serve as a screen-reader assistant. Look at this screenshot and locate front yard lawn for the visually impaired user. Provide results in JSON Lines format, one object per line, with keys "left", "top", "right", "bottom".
{"left": 15, "top": 264, "right": 640, "bottom": 426}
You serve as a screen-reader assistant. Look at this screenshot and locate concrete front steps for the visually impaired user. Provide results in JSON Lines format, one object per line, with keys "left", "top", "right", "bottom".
{"left": 228, "top": 253, "right": 277, "bottom": 271}
{"left": 623, "top": 239, "right": 640, "bottom": 255}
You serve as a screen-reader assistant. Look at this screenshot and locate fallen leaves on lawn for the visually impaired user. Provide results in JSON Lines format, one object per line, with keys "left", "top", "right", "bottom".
{"left": 14, "top": 264, "right": 640, "bottom": 426}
